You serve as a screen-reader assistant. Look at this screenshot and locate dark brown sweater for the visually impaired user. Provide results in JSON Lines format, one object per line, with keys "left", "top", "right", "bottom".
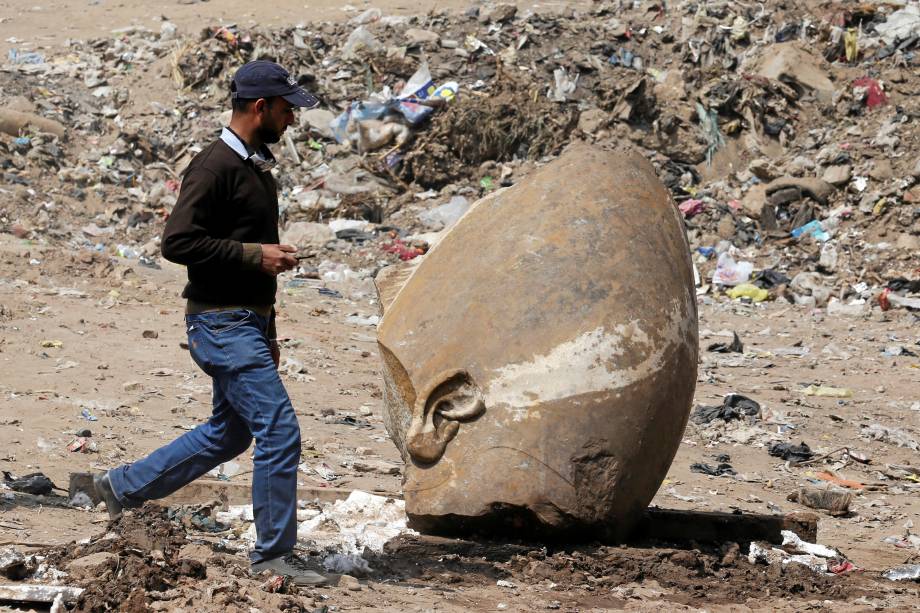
{"left": 161, "top": 139, "right": 278, "bottom": 308}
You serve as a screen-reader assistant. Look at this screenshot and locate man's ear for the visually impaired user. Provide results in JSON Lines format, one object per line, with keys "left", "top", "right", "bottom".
{"left": 253, "top": 98, "right": 268, "bottom": 114}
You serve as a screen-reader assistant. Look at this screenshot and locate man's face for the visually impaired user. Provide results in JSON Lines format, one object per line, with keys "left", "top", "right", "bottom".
{"left": 255, "top": 97, "right": 296, "bottom": 144}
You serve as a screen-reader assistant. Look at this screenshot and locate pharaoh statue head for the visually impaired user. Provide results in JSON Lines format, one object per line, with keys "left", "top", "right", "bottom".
{"left": 375, "top": 144, "right": 698, "bottom": 537}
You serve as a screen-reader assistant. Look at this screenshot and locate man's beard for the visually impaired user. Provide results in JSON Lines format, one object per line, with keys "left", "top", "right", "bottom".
{"left": 258, "top": 124, "right": 282, "bottom": 144}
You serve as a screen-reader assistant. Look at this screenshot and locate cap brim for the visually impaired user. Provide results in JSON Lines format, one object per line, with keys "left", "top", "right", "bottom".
{"left": 282, "top": 88, "right": 320, "bottom": 109}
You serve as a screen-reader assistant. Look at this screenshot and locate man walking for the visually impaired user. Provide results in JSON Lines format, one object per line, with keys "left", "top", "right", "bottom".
{"left": 93, "top": 61, "right": 327, "bottom": 585}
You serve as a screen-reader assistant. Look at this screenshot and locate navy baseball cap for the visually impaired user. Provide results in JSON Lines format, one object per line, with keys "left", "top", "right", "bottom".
{"left": 231, "top": 60, "right": 319, "bottom": 108}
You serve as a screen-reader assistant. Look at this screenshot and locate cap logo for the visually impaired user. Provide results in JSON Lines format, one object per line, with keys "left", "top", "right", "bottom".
{"left": 287, "top": 76, "right": 297, "bottom": 87}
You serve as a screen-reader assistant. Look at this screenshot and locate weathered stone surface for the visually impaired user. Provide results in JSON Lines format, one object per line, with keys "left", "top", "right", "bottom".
{"left": 741, "top": 184, "right": 768, "bottom": 219}
{"left": 300, "top": 108, "right": 336, "bottom": 140}
{"left": 480, "top": 4, "right": 517, "bottom": 23}
{"left": 869, "top": 158, "right": 893, "bottom": 181}
{"left": 748, "top": 158, "right": 780, "bottom": 182}
{"left": 822, "top": 164, "right": 852, "bottom": 186}
{"left": 577, "top": 108, "right": 608, "bottom": 134}
{"left": 67, "top": 552, "right": 118, "bottom": 580}
{"left": 0, "top": 547, "right": 28, "bottom": 579}
{"left": 765, "top": 176, "right": 835, "bottom": 206}
{"left": 281, "top": 221, "right": 335, "bottom": 250}
{"left": 375, "top": 144, "right": 698, "bottom": 537}
{"left": 752, "top": 43, "right": 835, "bottom": 103}
{"left": 405, "top": 28, "right": 440, "bottom": 46}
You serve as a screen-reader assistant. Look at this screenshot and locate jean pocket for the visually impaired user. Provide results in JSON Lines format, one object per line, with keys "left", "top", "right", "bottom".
{"left": 196, "top": 309, "right": 252, "bottom": 335}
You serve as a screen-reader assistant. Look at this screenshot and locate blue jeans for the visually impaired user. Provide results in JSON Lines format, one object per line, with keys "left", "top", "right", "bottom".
{"left": 108, "top": 309, "right": 301, "bottom": 563}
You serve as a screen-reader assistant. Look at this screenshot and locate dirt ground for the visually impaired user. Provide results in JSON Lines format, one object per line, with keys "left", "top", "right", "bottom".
{"left": 2, "top": 232, "right": 920, "bottom": 611}
{"left": 2, "top": 0, "right": 920, "bottom": 611}
{"left": 0, "top": 0, "right": 589, "bottom": 55}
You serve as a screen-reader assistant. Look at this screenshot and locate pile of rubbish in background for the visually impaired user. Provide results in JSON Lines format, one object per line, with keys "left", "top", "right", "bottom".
{"left": 0, "top": 0, "right": 917, "bottom": 310}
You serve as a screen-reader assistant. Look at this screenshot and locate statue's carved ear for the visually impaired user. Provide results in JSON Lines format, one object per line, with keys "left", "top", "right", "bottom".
{"left": 406, "top": 370, "right": 485, "bottom": 465}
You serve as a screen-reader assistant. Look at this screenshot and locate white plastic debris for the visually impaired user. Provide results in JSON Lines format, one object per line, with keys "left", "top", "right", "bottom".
{"left": 323, "top": 552, "right": 372, "bottom": 576}
{"left": 747, "top": 542, "right": 827, "bottom": 573}
{"left": 875, "top": 5, "right": 920, "bottom": 45}
{"left": 712, "top": 252, "right": 753, "bottom": 286}
{"left": 419, "top": 196, "right": 471, "bottom": 230}
{"left": 296, "top": 490, "right": 410, "bottom": 554}
{"left": 550, "top": 67, "right": 579, "bottom": 102}
{"left": 328, "top": 218, "right": 370, "bottom": 233}
{"left": 883, "top": 564, "right": 920, "bottom": 581}
{"left": 345, "top": 314, "right": 380, "bottom": 327}
{"left": 781, "top": 530, "right": 838, "bottom": 558}
{"left": 0, "top": 585, "right": 84, "bottom": 604}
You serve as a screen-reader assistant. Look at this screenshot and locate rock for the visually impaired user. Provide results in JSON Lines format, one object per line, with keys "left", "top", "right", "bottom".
{"left": 789, "top": 156, "right": 816, "bottom": 174}
{"left": 0, "top": 108, "right": 67, "bottom": 139}
{"left": 405, "top": 28, "right": 440, "bottom": 46}
{"left": 339, "top": 574, "right": 362, "bottom": 591}
{"left": 768, "top": 186, "right": 805, "bottom": 207}
{"left": 651, "top": 70, "right": 687, "bottom": 101}
{"left": 896, "top": 233, "right": 920, "bottom": 251}
{"left": 791, "top": 272, "right": 831, "bottom": 307}
{"left": 0, "top": 547, "right": 28, "bottom": 580}
{"left": 10, "top": 223, "right": 30, "bottom": 239}
{"left": 281, "top": 222, "right": 336, "bottom": 250}
{"left": 717, "top": 215, "right": 736, "bottom": 239}
{"left": 912, "top": 157, "right": 920, "bottom": 179}
{"left": 869, "top": 159, "right": 893, "bottom": 181}
{"left": 481, "top": 4, "right": 517, "bottom": 23}
{"left": 375, "top": 144, "right": 698, "bottom": 538}
{"left": 822, "top": 165, "right": 851, "bottom": 186}
{"left": 352, "top": 459, "right": 401, "bottom": 475}
{"left": 748, "top": 158, "right": 779, "bottom": 182}
{"left": 178, "top": 543, "right": 215, "bottom": 564}
{"left": 67, "top": 552, "right": 118, "bottom": 580}
{"left": 300, "top": 109, "right": 336, "bottom": 140}
{"left": 765, "top": 177, "right": 835, "bottom": 206}
{"left": 577, "top": 108, "right": 608, "bottom": 134}
{"left": 741, "top": 184, "right": 768, "bottom": 219}
{"left": 752, "top": 43, "right": 835, "bottom": 103}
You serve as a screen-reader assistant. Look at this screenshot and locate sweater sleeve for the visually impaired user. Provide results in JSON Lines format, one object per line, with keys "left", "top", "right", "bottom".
{"left": 161, "top": 168, "right": 248, "bottom": 268}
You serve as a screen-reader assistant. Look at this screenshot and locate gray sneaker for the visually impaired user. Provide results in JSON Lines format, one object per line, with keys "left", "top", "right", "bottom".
{"left": 92, "top": 471, "right": 123, "bottom": 520}
{"left": 251, "top": 553, "right": 328, "bottom": 586}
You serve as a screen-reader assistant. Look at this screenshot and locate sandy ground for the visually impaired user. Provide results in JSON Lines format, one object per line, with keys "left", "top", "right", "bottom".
{"left": 0, "top": 0, "right": 589, "bottom": 55}
{"left": 2, "top": 232, "right": 920, "bottom": 610}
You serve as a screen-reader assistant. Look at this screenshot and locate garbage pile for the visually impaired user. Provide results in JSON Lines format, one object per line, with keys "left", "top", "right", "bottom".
{"left": 0, "top": 504, "right": 325, "bottom": 611}
{"left": 1, "top": 1, "right": 917, "bottom": 310}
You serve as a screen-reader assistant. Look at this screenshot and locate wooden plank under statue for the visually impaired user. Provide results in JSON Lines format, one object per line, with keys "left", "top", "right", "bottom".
{"left": 375, "top": 143, "right": 698, "bottom": 538}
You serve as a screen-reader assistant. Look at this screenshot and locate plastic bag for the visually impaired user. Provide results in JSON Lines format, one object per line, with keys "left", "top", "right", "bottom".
{"left": 341, "top": 26, "right": 382, "bottom": 59}
{"left": 726, "top": 283, "right": 769, "bottom": 302}
{"left": 712, "top": 252, "right": 753, "bottom": 286}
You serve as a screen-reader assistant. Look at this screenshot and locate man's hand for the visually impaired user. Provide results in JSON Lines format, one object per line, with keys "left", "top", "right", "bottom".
{"left": 270, "top": 340, "right": 281, "bottom": 369}
{"left": 260, "top": 244, "right": 298, "bottom": 275}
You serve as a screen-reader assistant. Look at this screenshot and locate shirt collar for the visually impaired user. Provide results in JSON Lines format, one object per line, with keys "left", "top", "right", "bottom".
{"left": 220, "top": 127, "right": 277, "bottom": 172}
